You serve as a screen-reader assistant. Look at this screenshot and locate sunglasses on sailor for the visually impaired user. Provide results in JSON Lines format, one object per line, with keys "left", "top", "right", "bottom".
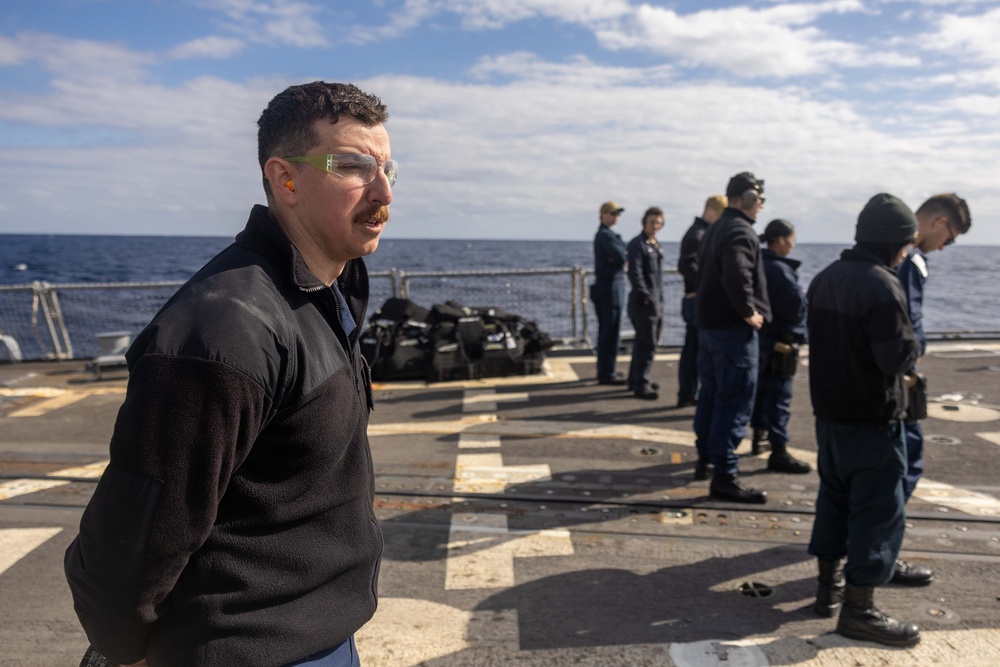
{"left": 944, "top": 223, "right": 957, "bottom": 247}
{"left": 284, "top": 153, "right": 398, "bottom": 187}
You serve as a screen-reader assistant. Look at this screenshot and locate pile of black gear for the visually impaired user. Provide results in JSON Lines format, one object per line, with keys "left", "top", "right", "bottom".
{"left": 361, "top": 297, "right": 553, "bottom": 382}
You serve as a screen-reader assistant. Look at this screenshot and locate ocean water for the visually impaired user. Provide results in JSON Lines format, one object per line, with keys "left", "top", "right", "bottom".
{"left": 2, "top": 233, "right": 998, "bottom": 359}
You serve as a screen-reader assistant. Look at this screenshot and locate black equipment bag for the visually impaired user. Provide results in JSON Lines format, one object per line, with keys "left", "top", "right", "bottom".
{"left": 361, "top": 298, "right": 553, "bottom": 382}
{"left": 360, "top": 298, "right": 433, "bottom": 380}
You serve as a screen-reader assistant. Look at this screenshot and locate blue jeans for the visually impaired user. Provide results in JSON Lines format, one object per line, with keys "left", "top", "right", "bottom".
{"left": 285, "top": 636, "right": 360, "bottom": 667}
{"left": 808, "top": 419, "right": 907, "bottom": 587}
{"left": 627, "top": 298, "right": 662, "bottom": 392}
{"left": 693, "top": 324, "right": 758, "bottom": 475}
{"left": 751, "top": 335, "right": 794, "bottom": 447}
{"left": 902, "top": 420, "right": 924, "bottom": 502}
{"left": 677, "top": 296, "right": 698, "bottom": 401}
{"left": 591, "top": 278, "right": 625, "bottom": 379}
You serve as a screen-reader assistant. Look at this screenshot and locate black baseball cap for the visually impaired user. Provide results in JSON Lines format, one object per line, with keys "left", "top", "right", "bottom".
{"left": 726, "top": 172, "right": 764, "bottom": 198}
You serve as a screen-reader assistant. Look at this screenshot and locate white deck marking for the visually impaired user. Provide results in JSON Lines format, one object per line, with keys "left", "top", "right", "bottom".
{"left": 927, "top": 403, "right": 1000, "bottom": 422}
{"left": 355, "top": 597, "right": 475, "bottom": 665}
{"left": 372, "top": 357, "right": 580, "bottom": 391}
{"left": 458, "top": 433, "right": 502, "bottom": 449}
{"left": 454, "top": 452, "right": 551, "bottom": 493}
{"left": 912, "top": 480, "right": 1000, "bottom": 517}
{"left": 977, "top": 431, "right": 1000, "bottom": 448}
{"left": 0, "top": 527, "right": 62, "bottom": 576}
{"left": 0, "top": 460, "right": 109, "bottom": 501}
{"left": 445, "top": 513, "right": 573, "bottom": 590}
{"left": 0, "top": 478, "right": 69, "bottom": 501}
{"left": 670, "top": 639, "right": 769, "bottom": 666}
{"left": 2, "top": 386, "right": 126, "bottom": 418}
{"left": 356, "top": 598, "right": 1000, "bottom": 666}
{"left": 462, "top": 389, "right": 529, "bottom": 413}
{"left": 374, "top": 418, "right": 1000, "bottom": 516}
{"left": 8, "top": 391, "right": 89, "bottom": 417}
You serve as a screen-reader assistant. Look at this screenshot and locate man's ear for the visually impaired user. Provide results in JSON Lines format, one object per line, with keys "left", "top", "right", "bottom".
{"left": 263, "top": 157, "right": 297, "bottom": 205}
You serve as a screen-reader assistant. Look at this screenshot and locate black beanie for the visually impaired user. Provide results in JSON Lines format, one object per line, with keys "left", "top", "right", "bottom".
{"left": 761, "top": 218, "right": 794, "bottom": 244}
{"left": 855, "top": 193, "right": 917, "bottom": 244}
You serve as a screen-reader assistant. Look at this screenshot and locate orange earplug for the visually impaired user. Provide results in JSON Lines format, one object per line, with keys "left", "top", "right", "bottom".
{"left": 285, "top": 180, "right": 295, "bottom": 192}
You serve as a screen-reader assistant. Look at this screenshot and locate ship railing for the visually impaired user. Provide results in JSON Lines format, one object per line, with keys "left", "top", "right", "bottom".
{"left": 3, "top": 272, "right": 996, "bottom": 362}
{"left": 0, "top": 268, "right": 633, "bottom": 361}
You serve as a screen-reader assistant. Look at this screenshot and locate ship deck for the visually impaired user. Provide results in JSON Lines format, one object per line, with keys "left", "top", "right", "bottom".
{"left": 2, "top": 341, "right": 1000, "bottom": 666}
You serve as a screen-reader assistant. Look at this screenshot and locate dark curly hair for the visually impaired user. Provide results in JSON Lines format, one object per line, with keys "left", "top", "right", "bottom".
{"left": 257, "top": 81, "right": 389, "bottom": 196}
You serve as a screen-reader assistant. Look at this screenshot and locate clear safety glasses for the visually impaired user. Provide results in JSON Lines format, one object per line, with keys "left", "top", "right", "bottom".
{"left": 284, "top": 153, "right": 397, "bottom": 187}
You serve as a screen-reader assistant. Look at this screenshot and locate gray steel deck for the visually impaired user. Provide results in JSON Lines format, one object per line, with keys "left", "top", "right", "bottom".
{"left": 2, "top": 341, "right": 999, "bottom": 666}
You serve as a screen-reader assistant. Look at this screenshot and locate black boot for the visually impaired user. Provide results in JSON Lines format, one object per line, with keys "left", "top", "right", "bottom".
{"left": 694, "top": 459, "right": 711, "bottom": 481}
{"left": 751, "top": 427, "right": 769, "bottom": 455}
{"left": 709, "top": 474, "right": 767, "bottom": 504}
{"left": 814, "top": 558, "right": 845, "bottom": 617}
{"left": 767, "top": 441, "right": 811, "bottom": 474}
{"left": 836, "top": 584, "right": 921, "bottom": 647}
{"left": 891, "top": 558, "right": 935, "bottom": 586}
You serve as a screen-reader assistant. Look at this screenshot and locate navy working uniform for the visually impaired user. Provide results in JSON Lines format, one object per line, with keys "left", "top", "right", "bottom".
{"left": 626, "top": 231, "right": 664, "bottom": 395}
{"left": 751, "top": 247, "right": 807, "bottom": 459}
{"left": 592, "top": 222, "right": 628, "bottom": 381}
{"left": 694, "top": 205, "right": 770, "bottom": 480}
{"left": 805, "top": 192, "right": 921, "bottom": 648}
{"left": 677, "top": 217, "right": 710, "bottom": 404}
{"left": 896, "top": 248, "right": 928, "bottom": 502}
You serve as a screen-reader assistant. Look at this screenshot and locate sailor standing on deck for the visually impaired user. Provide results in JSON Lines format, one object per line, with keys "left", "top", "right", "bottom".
{"left": 626, "top": 207, "right": 665, "bottom": 400}
{"left": 676, "top": 195, "right": 727, "bottom": 408}
{"left": 64, "top": 81, "right": 392, "bottom": 667}
{"left": 591, "top": 201, "right": 629, "bottom": 385}
{"left": 749, "top": 219, "right": 811, "bottom": 475}
{"left": 806, "top": 193, "right": 921, "bottom": 647}
{"left": 692, "top": 172, "right": 770, "bottom": 504}
{"left": 892, "top": 193, "right": 972, "bottom": 587}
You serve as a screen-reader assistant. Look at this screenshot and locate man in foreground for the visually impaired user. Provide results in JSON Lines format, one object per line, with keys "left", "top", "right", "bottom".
{"left": 693, "top": 172, "right": 770, "bottom": 503}
{"left": 626, "top": 207, "right": 665, "bottom": 400}
{"left": 676, "top": 194, "right": 727, "bottom": 408}
{"left": 892, "top": 193, "right": 971, "bottom": 587}
{"left": 806, "top": 193, "right": 921, "bottom": 647}
{"left": 65, "top": 81, "right": 394, "bottom": 666}
{"left": 591, "top": 201, "right": 628, "bottom": 384}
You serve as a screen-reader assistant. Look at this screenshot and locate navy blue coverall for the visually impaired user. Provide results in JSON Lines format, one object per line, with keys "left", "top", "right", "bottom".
{"left": 626, "top": 232, "right": 664, "bottom": 393}
{"left": 591, "top": 224, "right": 627, "bottom": 381}
{"left": 896, "top": 248, "right": 929, "bottom": 502}
{"left": 677, "top": 217, "right": 711, "bottom": 403}
{"left": 751, "top": 249, "right": 807, "bottom": 449}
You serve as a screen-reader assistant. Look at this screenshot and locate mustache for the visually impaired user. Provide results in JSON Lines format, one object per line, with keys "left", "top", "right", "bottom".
{"left": 355, "top": 205, "right": 390, "bottom": 225}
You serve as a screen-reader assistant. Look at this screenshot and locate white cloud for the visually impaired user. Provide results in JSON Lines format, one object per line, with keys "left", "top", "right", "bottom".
{"left": 599, "top": 2, "right": 920, "bottom": 77}
{"left": 469, "top": 52, "right": 674, "bottom": 86}
{"left": 367, "top": 62, "right": 999, "bottom": 243}
{"left": 0, "top": 36, "right": 28, "bottom": 66}
{"left": 170, "top": 36, "right": 246, "bottom": 60}
{"left": 440, "top": 0, "right": 632, "bottom": 30}
{"left": 928, "top": 7, "right": 1000, "bottom": 64}
{"left": 199, "top": 0, "right": 329, "bottom": 47}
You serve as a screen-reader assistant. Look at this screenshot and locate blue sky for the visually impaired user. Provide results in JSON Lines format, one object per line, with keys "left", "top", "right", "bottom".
{"left": 1, "top": 0, "right": 997, "bottom": 244}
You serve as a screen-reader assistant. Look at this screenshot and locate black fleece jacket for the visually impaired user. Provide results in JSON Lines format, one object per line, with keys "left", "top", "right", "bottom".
{"left": 695, "top": 208, "right": 771, "bottom": 329}
{"left": 807, "top": 246, "right": 919, "bottom": 426}
{"left": 65, "top": 205, "right": 382, "bottom": 667}
{"left": 677, "top": 217, "right": 709, "bottom": 295}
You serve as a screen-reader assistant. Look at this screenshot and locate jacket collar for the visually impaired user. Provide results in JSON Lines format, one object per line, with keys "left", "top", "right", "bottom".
{"left": 762, "top": 247, "right": 801, "bottom": 270}
{"left": 235, "top": 205, "right": 369, "bottom": 332}
{"left": 721, "top": 207, "right": 756, "bottom": 225}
